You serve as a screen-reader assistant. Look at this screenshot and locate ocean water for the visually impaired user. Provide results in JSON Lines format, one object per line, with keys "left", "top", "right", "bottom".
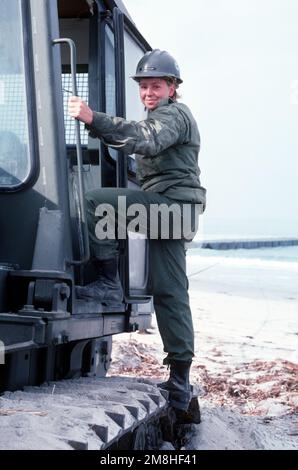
{"left": 189, "top": 245, "right": 298, "bottom": 265}
{"left": 190, "top": 217, "right": 298, "bottom": 264}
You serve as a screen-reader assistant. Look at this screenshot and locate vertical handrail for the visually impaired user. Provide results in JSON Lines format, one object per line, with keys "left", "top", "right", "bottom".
{"left": 113, "top": 8, "right": 127, "bottom": 189}
{"left": 112, "top": 8, "right": 129, "bottom": 299}
{"left": 53, "top": 38, "right": 90, "bottom": 265}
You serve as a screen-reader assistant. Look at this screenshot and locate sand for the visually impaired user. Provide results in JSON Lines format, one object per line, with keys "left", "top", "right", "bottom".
{"left": 109, "top": 248, "right": 298, "bottom": 450}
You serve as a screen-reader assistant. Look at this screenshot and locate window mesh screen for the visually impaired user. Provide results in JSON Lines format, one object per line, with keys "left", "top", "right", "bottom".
{"left": 62, "top": 73, "right": 89, "bottom": 145}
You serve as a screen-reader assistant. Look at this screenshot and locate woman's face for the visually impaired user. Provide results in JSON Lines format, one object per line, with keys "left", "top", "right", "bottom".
{"left": 139, "top": 78, "right": 175, "bottom": 110}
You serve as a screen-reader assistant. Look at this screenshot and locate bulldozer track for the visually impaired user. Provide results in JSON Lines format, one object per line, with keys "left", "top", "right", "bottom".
{"left": 0, "top": 377, "right": 170, "bottom": 450}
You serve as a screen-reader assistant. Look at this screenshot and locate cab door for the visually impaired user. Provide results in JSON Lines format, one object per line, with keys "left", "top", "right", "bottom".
{"left": 100, "top": 5, "right": 151, "bottom": 301}
{"left": 59, "top": 0, "right": 152, "bottom": 301}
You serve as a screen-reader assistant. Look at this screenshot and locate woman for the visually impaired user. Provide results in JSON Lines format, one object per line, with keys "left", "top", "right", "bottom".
{"left": 68, "top": 49, "right": 206, "bottom": 412}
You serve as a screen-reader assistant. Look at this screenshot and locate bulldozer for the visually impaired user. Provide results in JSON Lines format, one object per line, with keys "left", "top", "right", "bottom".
{"left": 0, "top": 0, "right": 199, "bottom": 450}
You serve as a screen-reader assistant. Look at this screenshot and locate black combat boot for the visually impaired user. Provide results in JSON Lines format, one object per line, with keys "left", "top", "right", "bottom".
{"left": 76, "top": 258, "right": 123, "bottom": 304}
{"left": 158, "top": 360, "right": 192, "bottom": 411}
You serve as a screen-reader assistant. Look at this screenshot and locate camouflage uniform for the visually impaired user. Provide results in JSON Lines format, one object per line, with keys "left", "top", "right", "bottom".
{"left": 85, "top": 98, "right": 206, "bottom": 364}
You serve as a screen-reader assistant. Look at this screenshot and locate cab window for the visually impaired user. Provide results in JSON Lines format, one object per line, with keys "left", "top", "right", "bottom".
{"left": 0, "top": 0, "right": 33, "bottom": 189}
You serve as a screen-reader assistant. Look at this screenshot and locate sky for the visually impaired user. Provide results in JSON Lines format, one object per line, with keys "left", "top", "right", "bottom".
{"left": 124, "top": 0, "right": 298, "bottom": 237}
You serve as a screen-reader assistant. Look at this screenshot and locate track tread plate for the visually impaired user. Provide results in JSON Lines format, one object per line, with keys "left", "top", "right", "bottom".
{"left": 0, "top": 377, "right": 168, "bottom": 450}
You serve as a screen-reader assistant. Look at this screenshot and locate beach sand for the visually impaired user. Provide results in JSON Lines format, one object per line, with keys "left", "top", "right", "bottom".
{"left": 110, "top": 249, "right": 298, "bottom": 450}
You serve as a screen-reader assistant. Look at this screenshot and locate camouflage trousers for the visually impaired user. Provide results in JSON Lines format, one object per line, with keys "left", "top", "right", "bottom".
{"left": 85, "top": 187, "right": 197, "bottom": 364}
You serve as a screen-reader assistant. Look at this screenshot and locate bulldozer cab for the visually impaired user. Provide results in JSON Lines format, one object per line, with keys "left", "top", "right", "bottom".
{"left": 0, "top": 0, "right": 153, "bottom": 391}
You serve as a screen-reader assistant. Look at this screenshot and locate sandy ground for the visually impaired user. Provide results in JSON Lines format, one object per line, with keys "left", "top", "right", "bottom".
{"left": 109, "top": 249, "right": 298, "bottom": 450}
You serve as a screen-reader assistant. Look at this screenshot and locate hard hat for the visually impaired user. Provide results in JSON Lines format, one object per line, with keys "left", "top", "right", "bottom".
{"left": 132, "top": 49, "right": 183, "bottom": 84}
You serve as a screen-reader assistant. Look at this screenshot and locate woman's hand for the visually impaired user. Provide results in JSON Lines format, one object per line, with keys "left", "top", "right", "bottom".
{"left": 68, "top": 96, "right": 93, "bottom": 125}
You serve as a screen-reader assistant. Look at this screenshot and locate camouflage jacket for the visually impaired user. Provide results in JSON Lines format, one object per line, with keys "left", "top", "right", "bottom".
{"left": 86, "top": 99, "right": 206, "bottom": 208}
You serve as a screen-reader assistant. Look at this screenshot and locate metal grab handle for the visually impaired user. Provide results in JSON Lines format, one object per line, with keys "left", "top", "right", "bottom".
{"left": 53, "top": 38, "right": 90, "bottom": 265}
